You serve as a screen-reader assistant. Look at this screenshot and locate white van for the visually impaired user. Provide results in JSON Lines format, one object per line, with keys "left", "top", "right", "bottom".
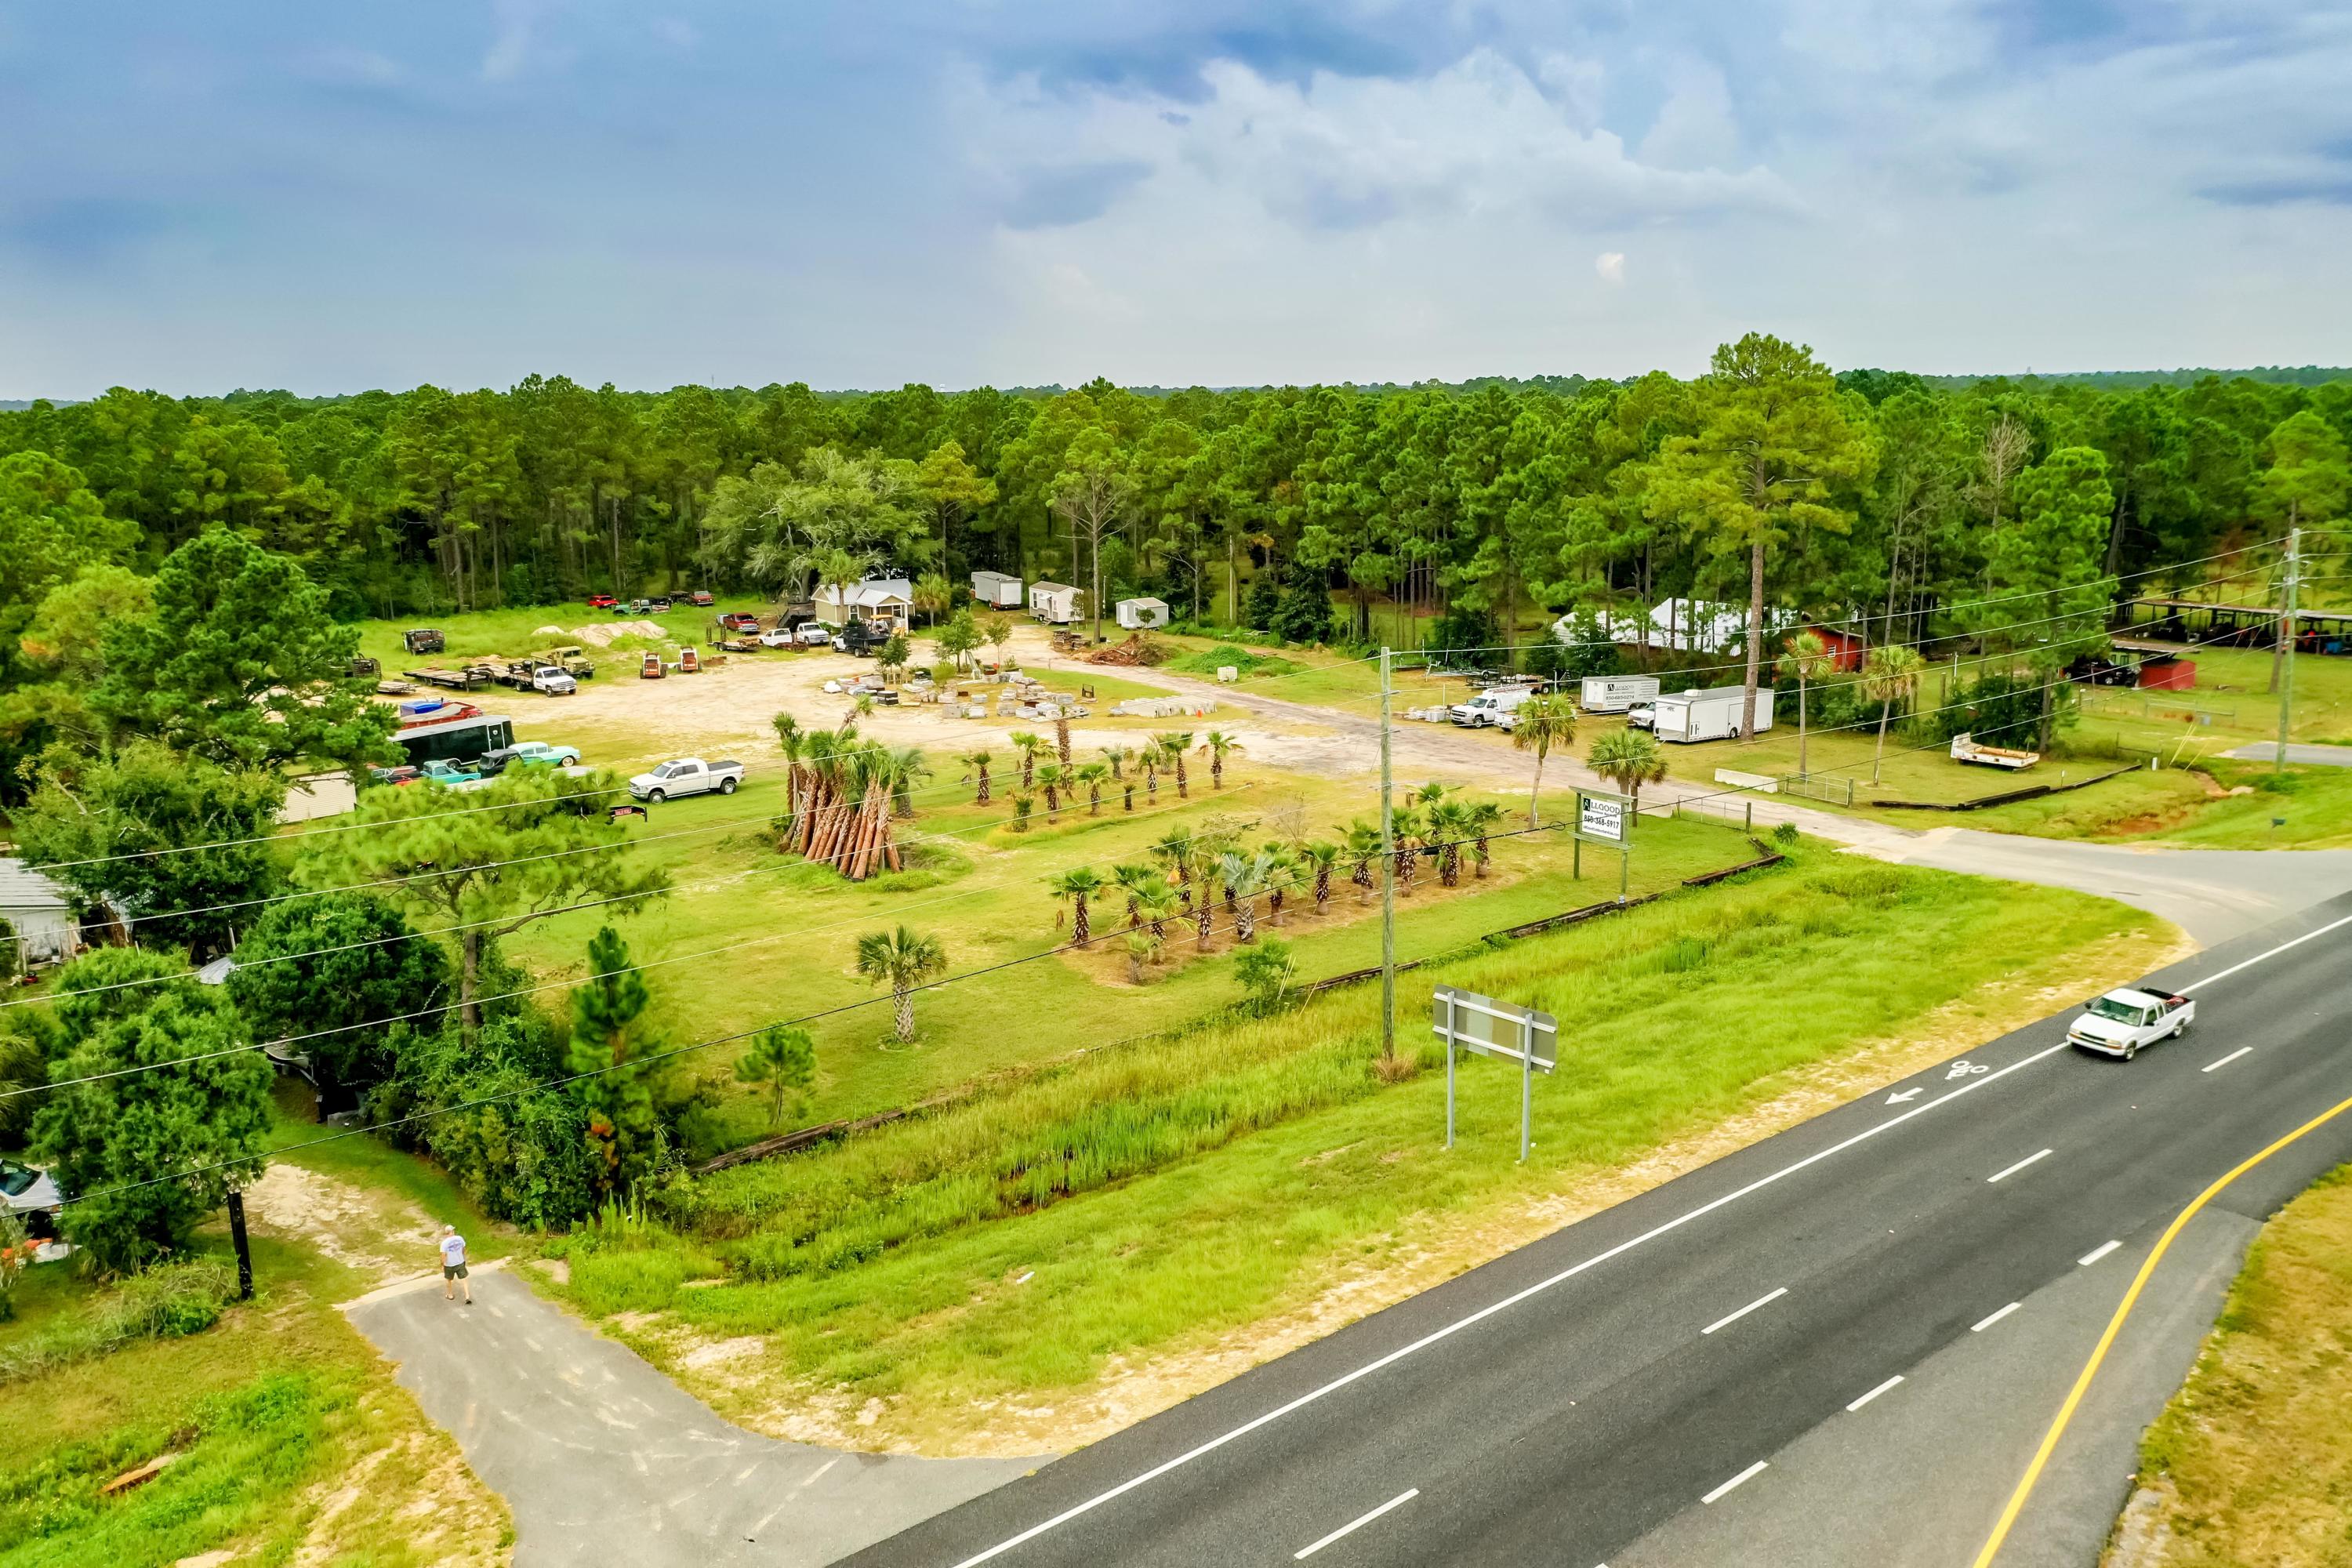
{"left": 1450, "top": 686, "right": 1536, "bottom": 729}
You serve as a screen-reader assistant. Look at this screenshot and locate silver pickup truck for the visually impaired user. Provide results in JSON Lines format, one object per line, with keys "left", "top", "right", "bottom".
{"left": 626, "top": 757, "right": 743, "bottom": 803}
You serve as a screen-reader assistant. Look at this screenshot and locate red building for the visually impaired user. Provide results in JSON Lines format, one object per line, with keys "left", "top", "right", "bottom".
{"left": 1798, "top": 625, "right": 1867, "bottom": 673}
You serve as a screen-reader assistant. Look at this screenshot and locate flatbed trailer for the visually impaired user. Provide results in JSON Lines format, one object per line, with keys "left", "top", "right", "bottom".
{"left": 405, "top": 665, "right": 494, "bottom": 691}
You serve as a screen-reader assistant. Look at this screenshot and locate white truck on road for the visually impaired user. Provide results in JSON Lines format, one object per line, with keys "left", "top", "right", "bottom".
{"left": 628, "top": 757, "right": 744, "bottom": 803}
{"left": 1450, "top": 685, "right": 1537, "bottom": 729}
{"left": 2066, "top": 987, "right": 2194, "bottom": 1060}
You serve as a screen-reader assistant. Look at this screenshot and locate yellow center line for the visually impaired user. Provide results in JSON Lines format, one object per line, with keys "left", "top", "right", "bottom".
{"left": 1969, "top": 1089, "right": 2352, "bottom": 1568}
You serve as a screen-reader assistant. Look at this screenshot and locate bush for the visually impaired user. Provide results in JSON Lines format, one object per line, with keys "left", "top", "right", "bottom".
{"left": 378, "top": 1017, "right": 600, "bottom": 1229}
{"left": 1534, "top": 611, "right": 1624, "bottom": 681}
{"left": 1166, "top": 643, "right": 1302, "bottom": 680}
{"left": 1424, "top": 605, "right": 1498, "bottom": 665}
{"left": 0, "top": 1259, "right": 238, "bottom": 1385}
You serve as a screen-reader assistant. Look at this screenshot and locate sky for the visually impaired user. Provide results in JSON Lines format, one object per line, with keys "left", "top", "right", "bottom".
{"left": 2, "top": 0, "right": 2350, "bottom": 397}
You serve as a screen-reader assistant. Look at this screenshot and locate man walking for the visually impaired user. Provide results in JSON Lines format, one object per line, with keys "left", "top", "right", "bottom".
{"left": 439, "top": 1224, "right": 471, "bottom": 1305}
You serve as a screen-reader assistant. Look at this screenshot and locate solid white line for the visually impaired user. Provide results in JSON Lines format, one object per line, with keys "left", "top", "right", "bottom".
{"left": 2201, "top": 1046, "right": 2253, "bottom": 1073}
{"left": 1846, "top": 1374, "right": 1904, "bottom": 1412}
{"left": 1701, "top": 1461, "right": 1769, "bottom": 1504}
{"left": 802, "top": 1457, "right": 839, "bottom": 1486}
{"left": 942, "top": 905, "right": 2352, "bottom": 1568}
{"left": 1987, "top": 1148, "right": 2053, "bottom": 1184}
{"left": 1702, "top": 1287, "right": 1789, "bottom": 1335}
{"left": 1293, "top": 1489, "right": 1418, "bottom": 1559}
{"left": 2078, "top": 1240, "right": 2122, "bottom": 1267}
{"left": 1973, "top": 1302, "right": 2022, "bottom": 1333}
{"left": 2183, "top": 911, "right": 2352, "bottom": 993}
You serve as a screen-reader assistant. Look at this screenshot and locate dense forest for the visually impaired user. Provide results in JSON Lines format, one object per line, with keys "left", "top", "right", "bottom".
{"left": 2, "top": 345, "right": 2347, "bottom": 689}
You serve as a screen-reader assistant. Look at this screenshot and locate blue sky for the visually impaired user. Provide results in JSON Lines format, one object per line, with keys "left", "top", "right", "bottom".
{"left": 2, "top": 0, "right": 2347, "bottom": 397}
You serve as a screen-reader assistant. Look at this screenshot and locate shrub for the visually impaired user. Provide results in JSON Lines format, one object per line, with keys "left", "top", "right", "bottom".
{"left": 1166, "top": 643, "right": 1302, "bottom": 680}
{"left": 0, "top": 1259, "right": 238, "bottom": 1385}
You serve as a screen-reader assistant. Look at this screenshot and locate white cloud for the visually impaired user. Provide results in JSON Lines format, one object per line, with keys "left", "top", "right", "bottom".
{"left": 1637, "top": 59, "right": 1740, "bottom": 171}
{"left": 1595, "top": 250, "right": 1626, "bottom": 285}
{"left": 482, "top": 0, "right": 560, "bottom": 83}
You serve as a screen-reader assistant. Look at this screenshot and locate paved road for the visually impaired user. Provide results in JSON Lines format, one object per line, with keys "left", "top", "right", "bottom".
{"left": 846, "top": 897, "right": 2352, "bottom": 1568}
{"left": 2222, "top": 740, "right": 2352, "bottom": 767}
{"left": 347, "top": 1267, "right": 1037, "bottom": 1567}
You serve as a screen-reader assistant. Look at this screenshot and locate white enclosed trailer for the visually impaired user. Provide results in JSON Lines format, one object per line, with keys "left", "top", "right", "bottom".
{"left": 1649, "top": 684, "right": 1775, "bottom": 743}
{"left": 1578, "top": 675, "right": 1661, "bottom": 713}
{"left": 971, "top": 570, "right": 1023, "bottom": 609}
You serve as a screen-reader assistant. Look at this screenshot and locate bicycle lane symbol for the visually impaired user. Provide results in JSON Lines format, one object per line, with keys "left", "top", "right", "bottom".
{"left": 1945, "top": 1058, "right": 1991, "bottom": 1081}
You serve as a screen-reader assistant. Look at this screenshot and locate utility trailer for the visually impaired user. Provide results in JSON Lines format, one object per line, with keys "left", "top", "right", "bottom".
{"left": 1643, "top": 684, "right": 1775, "bottom": 743}
{"left": 1578, "top": 675, "right": 1661, "bottom": 713}
{"left": 404, "top": 665, "right": 495, "bottom": 691}
{"left": 1950, "top": 733, "right": 2041, "bottom": 769}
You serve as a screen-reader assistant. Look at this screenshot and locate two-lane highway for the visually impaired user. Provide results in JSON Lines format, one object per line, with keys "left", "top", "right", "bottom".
{"left": 845, "top": 899, "right": 2352, "bottom": 1568}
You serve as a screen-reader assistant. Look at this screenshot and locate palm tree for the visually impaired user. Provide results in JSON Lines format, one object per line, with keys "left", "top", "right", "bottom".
{"left": 1200, "top": 730, "right": 1243, "bottom": 789}
{"left": 1054, "top": 713, "right": 1073, "bottom": 766}
{"left": 1259, "top": 844, "right": 1303, "bottom": 926}
{"left": 1036, "top": 762, "right": 1065, "bottom": 821}
{"left": 1124, "top": 927, "right": 1162, "bottom": 984}
{"left": 960, "top": 748, "right": 994, "bottom": 805}
{"left": 1075, "top": 761, "right": 1112, "bottom": 815}
{"left": 1511, "top": 694, "right": 1577, "bottom": 826}
{"left": 1777, "top": 630, "right": 1837, "bottom": 778}
{"left": 1047, "top": 866, "right": 1105, "bottom": 945}
{"left": 1111, "top": 862, "right": 1158, "bottom": 927}
{"left": 912, "top": 571, "right": 953, "bottom": 626}
{"left": 1157, "top": 731, "right": 1194, "bottom": 797}
{"left": 1388, "top": 803, "right": 1426, "bottom": 893}
{"left": 885, "top": 744, "right": 930, "bottom": 819}
{"left": 1426, "top": 800, "right": 1472, "bottom": 887}
{"left": 774, "top": 711, "right": 811, "bottom": 847}
{"left": 1099, "top": 743, "right": 1132, "bottom": 782}
{"left": 1134, "top": 877, "right": 1179, "bottom": 940}
{"left": 1011, "top": 791, "right": 1036, "bottom": 831}
{"left": 1465, "top": 801, "right": 1505, "bottom": 879}
{"left": 855, "top": 924, "right": 948, "bottom": 1044}
{"left": 1343, "top": 820, "right": 1383, "bottom": 902}
{"left": 1860, "top": 643, "right": 1926, "bottom": 786}
{"left": 1588, "top": 728, "right": 1669, "bottom": 810}
{"left": 1217, "top": 850, "right": 1273, "bottom": 942}
{"left": 1301, "top": 841, "right": 1341, "bottom": 913}
{"left": 1139, "top": 739, "right": 1163, "bottom": 802}
{"left": 1008, "top": 731, "right": 1044, "bottom": 789}
{"left": 1149, "top": 826, "right": 1196, "bottom": 909}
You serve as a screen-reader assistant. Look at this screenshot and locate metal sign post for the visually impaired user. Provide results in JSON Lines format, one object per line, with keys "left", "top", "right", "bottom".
{"left": 1573, "top": 788, "right": 1633, "bottom": 904}
{"left": 1432, "top": 985, "right": 1558, "bottom": 1161}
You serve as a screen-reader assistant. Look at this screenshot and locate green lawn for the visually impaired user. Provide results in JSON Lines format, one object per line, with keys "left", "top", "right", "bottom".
{"left": 350, "top": 593, "right": 773, "bottom": 675}
{"left": 552, "top": 845, "right": 2167, "bottom": 1454}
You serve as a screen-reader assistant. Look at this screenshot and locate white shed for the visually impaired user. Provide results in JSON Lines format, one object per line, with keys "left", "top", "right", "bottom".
{"left": 1115, "top": 597, "right": 1171, "bottom": 630}
{"left": 1029, "top": 581, "right": 1081, "bottom": 625}
{"left": 814, "top": 578, "right": 914, "bottom": 631}
{"left": 971, "top": 570, "right": 1023, "bottom": 609}
{"left": 0, "top": 858, "right": 81, "bottom": 969}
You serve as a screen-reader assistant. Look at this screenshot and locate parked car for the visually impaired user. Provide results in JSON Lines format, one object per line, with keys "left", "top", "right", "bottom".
{"left": 368, "top": 764, "right": 423, "bottom": 786}
{"left": 2067, "top": 988, "right": 2194, "bottom": 1060}
{"left": 796, "top": 623, "right": 833, "bottom": 647}
{"left": 631, "top": 598, "right": 655, "bottom": 614}
{"left": 589, "top": 593, "right": 619, "bottom": 609}
{"left": 720, "top": 612, "right": 763, "bottom": 633}
{"left": 539, "top": 645, "right": 597, "bottom": 679}
{"left": 481, "top": 740, "right": 583, "bottom": 774}
{"left": 690, "top": 590, "right": 715, "bottom": 608}
{"left": 1450, "top": 685, "right": 1536, "bottom": 729}
{"left": 529, "top": 665, "right": 577, "bottom": 695}
{"left": 419, "top": 758, "right": 481, "bottom": 786}
{"left": 648, "top": 596, "right": 673, "bottom": 613}
{"left": 403, "top": 628, "right": 446, "bottom": 655}
{"left": 3, "top": 1158, "right": 63, "bottom": 1221}
{"left": 627, "top": 757, "right": 744, "bottom": 803}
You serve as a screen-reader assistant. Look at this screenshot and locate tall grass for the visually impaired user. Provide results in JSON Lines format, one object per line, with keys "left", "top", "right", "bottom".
{"left": 0, "top": 1260, "right": 237, "bottom": 1385}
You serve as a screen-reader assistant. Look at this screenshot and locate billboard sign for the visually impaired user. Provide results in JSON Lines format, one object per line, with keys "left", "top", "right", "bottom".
{"left": 1430, "top": 985, "right": 1557, "bottom": 1073}
{"left": 1577, "top": 793, "right": 1626, "bottom": 844}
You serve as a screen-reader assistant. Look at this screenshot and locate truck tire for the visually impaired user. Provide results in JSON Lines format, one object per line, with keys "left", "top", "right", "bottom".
{"left": 2123, "top": 1040, "right": 2138, "bottom": 1062}
{"left": 720, "top": 777, "right": 737, "bottom": 795}
{"left": 648, "top": 788, "right": 666, "bottom": 804}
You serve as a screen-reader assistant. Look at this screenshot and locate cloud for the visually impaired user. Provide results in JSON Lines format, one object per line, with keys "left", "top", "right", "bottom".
{"left": 482, "top": 0, "right": 561, "bottom": 83}
{"left": 1595, "top": 250, "right": 1626, "bottom": 284}
{"left": 1001, "top": 159, "right": 1153, "bottom": 229}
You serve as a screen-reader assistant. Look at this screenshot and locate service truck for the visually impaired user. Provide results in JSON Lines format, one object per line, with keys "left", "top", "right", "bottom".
{"left": 1645, "top": 685, "right": 1776, "bottom": 743}
{"left": 628, "top": 757, "right": 744, "bottom": 803}
{"left": 1450, "top": 685, "right": 1537, "bottom": 729}
{"left": 1579, "top": 675, "right": 1661, "bottom": 713}
{"left": 2066, "top": 987, "right": 2193, "bottom": 1060}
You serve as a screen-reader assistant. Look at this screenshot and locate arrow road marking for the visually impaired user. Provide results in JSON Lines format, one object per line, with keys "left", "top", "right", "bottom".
{"left": 1886, "top": 1087, "right": 1922, "bottom": 1105}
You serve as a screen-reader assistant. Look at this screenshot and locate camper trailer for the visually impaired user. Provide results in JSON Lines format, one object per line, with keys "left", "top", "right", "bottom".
{"left": 971, "top": 570, "right": 1023, "bottom": 609}
{"left": 1029, "top": 582, "right": 1081, "bottom": 625}
{"left": 1645, "top": 685, "right": 1776, "bottom": 743}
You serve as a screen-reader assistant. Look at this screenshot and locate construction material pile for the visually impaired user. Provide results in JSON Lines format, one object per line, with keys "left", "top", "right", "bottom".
{"left": 775, "top": 720, "right": 915, "bottom": 881}
{"left": 1083, "top": 633, "right": 1169, "bottom": 666}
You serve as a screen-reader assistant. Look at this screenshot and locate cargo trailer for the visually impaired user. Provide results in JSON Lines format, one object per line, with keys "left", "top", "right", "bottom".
{"left": 1648, "top": 684, "right": 1775, "bottom": 743}
{"left": 1578, "top": 675, "right": 1661, "bottom": 713}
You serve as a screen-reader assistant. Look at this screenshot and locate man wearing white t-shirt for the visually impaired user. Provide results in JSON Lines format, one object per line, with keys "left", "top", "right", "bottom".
{"left": 439, "top": 1224, "right": 471, "bottom": 1305}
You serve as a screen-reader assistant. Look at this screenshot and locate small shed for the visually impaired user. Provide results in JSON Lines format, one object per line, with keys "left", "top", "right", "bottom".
{"left": 971, "top": 571, "right": 1022, "bottom": 609}
{"left": 1115, "top": 597, "right": 1171, "bottom": 630}
{"left": 2139, "top": 656, "right": 2197, "bottom": 691}
{"left": 0, "top": 858, "right": 82, "bottom": 969}
{"left": 1029, "top": 582, "right": 1081, "bottom": 625}
{"left": 1799, "top": 625, "right": 1867, "bottom": 673}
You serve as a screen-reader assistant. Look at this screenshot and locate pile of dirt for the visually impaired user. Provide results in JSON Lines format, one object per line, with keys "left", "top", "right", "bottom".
{"left": 1084, "top": 633, "right": 1169, "bottom": 666}
{"left": 569, "top": 619, "right": 670, "bottom": 647}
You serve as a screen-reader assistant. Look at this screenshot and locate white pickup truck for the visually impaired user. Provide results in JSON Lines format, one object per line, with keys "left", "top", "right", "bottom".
{"left": 627, "top": 757, "right": 744, "bottom": 803}
{"left": 2067, "top": 986, "right": 2194, "bottom": 1059}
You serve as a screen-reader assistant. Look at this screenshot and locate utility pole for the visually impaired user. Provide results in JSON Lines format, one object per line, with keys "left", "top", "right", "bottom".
{"left": 226, "top": 1189, "right": 254, "bottom": 1301}
{"left": 1379, "top": 646, "right": 1396, "bottom": 1065}
{"left": 2278, "top": 527, "right": 2300, "bottom": 777}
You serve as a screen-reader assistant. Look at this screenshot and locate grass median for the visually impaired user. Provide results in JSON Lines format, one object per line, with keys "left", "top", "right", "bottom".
{"left": 543, "top": 845, "right": 2173, "bottom": 1455}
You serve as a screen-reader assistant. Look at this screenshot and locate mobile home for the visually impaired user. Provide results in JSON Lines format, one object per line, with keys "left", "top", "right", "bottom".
{"left": 971, "top": 570, "right": 1023, "bottom": 609}
{"left": 1029, "top": 581, "right": 1081, "bottom": 625}
{"left": 1578, "top": 675, "right": 1660, "bottom": 713}
{"left": 1643, "top": 685, "right": 1775, "bottom": 743}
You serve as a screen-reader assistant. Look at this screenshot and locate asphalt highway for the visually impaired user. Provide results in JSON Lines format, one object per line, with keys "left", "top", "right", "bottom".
{"left": 844, "top": 895, "right": 2352, "bottom": 1568}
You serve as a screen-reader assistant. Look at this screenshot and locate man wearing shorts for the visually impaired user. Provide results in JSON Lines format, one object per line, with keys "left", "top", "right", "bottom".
{"left": 439, "top": 1224, "right": 471, "bottom": 1305}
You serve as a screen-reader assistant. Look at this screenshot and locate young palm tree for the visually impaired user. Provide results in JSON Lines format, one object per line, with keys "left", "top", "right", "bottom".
{"left": 960, "top": 748, "right": 994, "bottom": 805}
{"left": 912, "top": 571, "right": 953, "bottom": 626}
{"left": 1047, "top": 866, "right": 1105, "bottom": 945}
{"left": 1217, "top": 850, "right": 1273, "bottom": 942}
{"left": 1075, "top": 760, "right": 1112, "bottom": 816}
{"left": 1426, "top": 799, "right": 1472, "bottom": 887}
{"left": 1301, "top": 841, "right": 1341, "bottom": 913}
{"left": 1099, "top": 743, "right": 1132, "bottom": 782}
{"left": 1149, "top": 826, "right": 1196, "bottom": 909}
{"left": 1259, "top": 844, "right": 1303, "bottom": 926}
{"left": 1588, "top": 728, "right": 1670, "bottom": 810}
{"left": 1139, "top": 739, "right": 1163, "bottom": 802}
{"left": 1008, "top": 731, "right": 1044, "bottom": 789}
{"left": 1388, "top": 803, "right": 1426, "bottom": 893}
{"left": 1011, "top": 791, "right": 1036, "bottom": 832}
{"left": 1134, "top": 877, "right": 1179, "bottom": 939}
{"left": 1036, "top": 762, "right": 1065, "bottom": 821}
{"left": 1200, "top": 730, "right": 1243, "bottom": 789}
{"left": 1124, "top": 927, "right": 1162, "bottom": 984}
{"left": 1465, "top": 801, "right": 1505, "bottom": 879}
{"left": 1343, "top": 820, "right": 1383, "bottom": 902}
{"left": 1157, "top": 731, "right": 1194, "bottom": 797}
{"left": 886, "top": 744, "right": 930, "bottom": 819}
{"left": 1054, "top": 713, "right": 1073, "bottom": 766}
{"left": 1510, "top": 694, "right": 1577, "bottom": 826}
{"left": 1860, "top": 643, "right": 1926, "bottom": 786}
{"left": 1777, "top": 630, "right": 1837, "bottom": 778}
{"left": 1111, "top": 862, "right": 1158, "bottom": 927}
{"left": 855, "top": 924, "right": 948, "bottom": 1044}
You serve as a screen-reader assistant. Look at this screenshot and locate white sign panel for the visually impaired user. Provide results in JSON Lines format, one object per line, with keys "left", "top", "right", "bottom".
{"left": 1579, "top": 794, "right": 1626, "bottom": 844}
{"left": 1431, "top": 985, "right": 1558, "bottom": 1073}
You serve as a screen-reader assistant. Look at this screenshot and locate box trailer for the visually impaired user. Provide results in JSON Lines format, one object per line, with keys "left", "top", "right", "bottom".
{"left": 971, "top": 571, "right": 1023, "bottom": 609}
{"left": 1649, "top": 685, "right": 1775, "bottom": 743}
{"left": 1578, "top": 675, "right": 1661, "bottom": 713}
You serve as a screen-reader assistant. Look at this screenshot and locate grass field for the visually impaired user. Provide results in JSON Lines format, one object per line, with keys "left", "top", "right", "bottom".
{"left": 2114, "top": 1163, "right": 2352, "bottom": 1566}
{"left": 546, "top": 845, "right": 2171, "bottom": 1455}
{"left": 350, "top": 594, "right": 772, "bottom": 673}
